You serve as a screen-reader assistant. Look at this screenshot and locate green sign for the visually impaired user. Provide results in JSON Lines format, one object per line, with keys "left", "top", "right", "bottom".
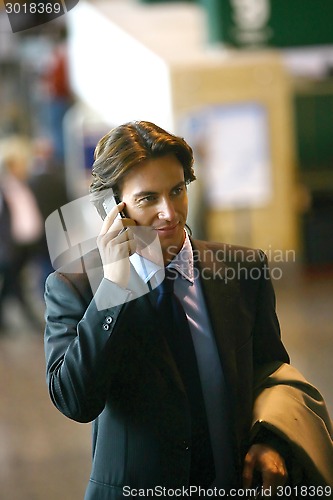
{"left": 201, "top": 0, "right": 333, "bottom": 48}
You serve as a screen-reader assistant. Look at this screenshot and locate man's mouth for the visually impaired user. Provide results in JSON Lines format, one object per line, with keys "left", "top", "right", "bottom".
{"left": 154, "top": 222, "right": 179, "bottom": 232}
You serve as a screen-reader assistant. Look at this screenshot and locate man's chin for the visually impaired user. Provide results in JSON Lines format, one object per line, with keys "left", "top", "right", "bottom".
{"left": 159, "top": 229, "right": 186, "bottom": 261}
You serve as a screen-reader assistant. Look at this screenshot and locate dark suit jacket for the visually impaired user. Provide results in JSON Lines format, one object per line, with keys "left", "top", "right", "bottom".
{"left": 44, "top": 239, "right": 290, "bottom": 499}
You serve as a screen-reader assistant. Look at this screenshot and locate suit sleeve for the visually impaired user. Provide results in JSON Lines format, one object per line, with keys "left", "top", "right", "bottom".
{"left": 248, "top": 253, "right": 333, "bottom": 486}
{"left": 251, "top": 362, "right": 333, "bottom": 487}
{"left": 44, "top": 271, "right": 125, "bottom": 423}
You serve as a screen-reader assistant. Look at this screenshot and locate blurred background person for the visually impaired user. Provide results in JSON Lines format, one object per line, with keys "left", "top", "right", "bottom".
{"left": 28, "top": 136, "right": 70, "bottom": 295}
{"left": 0, "top": 135, "right": 44, "bottom": 332}
{"left": 39, "top": 25, "right": 73, "bottom": 164}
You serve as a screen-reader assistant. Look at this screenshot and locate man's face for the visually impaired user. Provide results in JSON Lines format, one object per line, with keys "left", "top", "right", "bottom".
{"left": 120, "top": 154, "right": 188, "bottom": 264}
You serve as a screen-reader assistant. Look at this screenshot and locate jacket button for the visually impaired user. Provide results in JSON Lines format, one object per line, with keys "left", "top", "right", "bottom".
{"left": 103, "top": 323, "right": 110, "bottom": 331}
{"left": 105, "top": 316, "right": 113, "bottom": 324}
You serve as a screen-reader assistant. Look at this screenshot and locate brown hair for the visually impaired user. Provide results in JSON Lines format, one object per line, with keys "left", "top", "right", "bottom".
{"left": 89, "top": 121, "right": 195, "bottom": 209}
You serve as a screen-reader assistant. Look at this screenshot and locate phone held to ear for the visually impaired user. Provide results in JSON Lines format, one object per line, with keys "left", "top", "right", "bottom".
{"left": 101, "top": 195, "right": 126, "bottom": 221}
{"left": 101, "top": 195, "right": 128, "bottom": 237}
{"left": 100, "top": 194, "right": 163, "bottom": 289}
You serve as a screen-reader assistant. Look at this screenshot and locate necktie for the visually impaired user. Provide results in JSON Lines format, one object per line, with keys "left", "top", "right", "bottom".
{"left": 155, "top": 268, "right": 215, "bottom": 487}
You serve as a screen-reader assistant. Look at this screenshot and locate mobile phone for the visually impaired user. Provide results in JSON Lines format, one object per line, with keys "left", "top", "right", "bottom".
{"left": 101, "top": 194, "right": 126, "bottom": 220}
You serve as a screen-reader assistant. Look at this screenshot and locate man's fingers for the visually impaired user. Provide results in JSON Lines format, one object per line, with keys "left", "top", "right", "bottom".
{"left": 114, "top": 227, "right": 135, "bottom": 245}
{"left": 242, "top": 452, "right": 255, "bottom": 489}
{"left": 98, "top": 225, "right": 134, "bottom": 247}
{"left": 100, "top": 217, "right": 136, "bottom": 240}
{"left": 242, "top": 444, "right": 288, "bottom": 494}
{"left": 100, "top": 202, "right": 137, "bottom": 235}
{"left": 261, "top": 459, "right": 287, "bottom": 491}
{"left": 99, "top": 203, "right": 123, "bottom": 235}
{"left": 97, "top": 201, "right": 137, "bottom": 285}
{"left": 108, "top": 238, "right": 137, "bottom": 262}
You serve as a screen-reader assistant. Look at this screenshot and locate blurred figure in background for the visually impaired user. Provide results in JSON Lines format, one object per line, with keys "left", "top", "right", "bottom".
{"left": 0, "top": 180, "right": 13, "bottom": 327}
{"left": 28, "top": 136, "right": 70, "bottom": 294}
{"left": 0, "top": 135, "right": 44, "bottom": 333}
{"left": 40, "top": 25, "right": 73, "bottom": 164}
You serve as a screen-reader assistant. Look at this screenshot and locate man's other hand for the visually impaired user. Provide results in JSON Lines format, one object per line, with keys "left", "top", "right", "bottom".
{"left": 242, "top": 443, "right": 288, "bottom": 494}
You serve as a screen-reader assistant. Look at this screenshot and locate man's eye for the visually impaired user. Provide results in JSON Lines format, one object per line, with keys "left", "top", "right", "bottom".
{"left": 172, "top": 187, "right": 184, "bottom": 196}
{"left": 139, "top": 195, "right": 156, "bottom": 204}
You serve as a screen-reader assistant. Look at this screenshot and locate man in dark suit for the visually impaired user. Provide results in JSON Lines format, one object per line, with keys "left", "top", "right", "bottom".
{"left": 44, "top": 121, "right": 332, "bottom": 499}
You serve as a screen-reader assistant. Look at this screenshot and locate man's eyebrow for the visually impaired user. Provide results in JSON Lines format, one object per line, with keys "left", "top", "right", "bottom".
{"left": 172, "top": 181, "right": 186, "bottom": 190}
{"left": 133, "top": 190, "right": 158, "bottom": 199}
{"left": 133, "top": 181, "right": 186, "bottom": 199}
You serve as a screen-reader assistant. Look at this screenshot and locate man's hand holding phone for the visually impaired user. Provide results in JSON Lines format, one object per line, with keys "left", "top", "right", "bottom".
{"left": 97, "top": 201, "right": 137, "bottom": 288}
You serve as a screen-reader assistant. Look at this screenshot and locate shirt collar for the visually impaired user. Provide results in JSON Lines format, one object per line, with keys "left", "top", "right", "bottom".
{"left": 130, "top": 252, "right": 163, "bottom": 284}
{"left": 167, "top": 231, "right": 194, "bottom": 284}
{"left": 130, "top": 230, "right": 194, "bottom": 285}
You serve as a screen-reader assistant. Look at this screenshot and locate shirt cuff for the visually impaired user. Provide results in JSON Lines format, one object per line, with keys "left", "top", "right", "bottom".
{"left": 93, "top": 278, "right": 132, "bottom": 310}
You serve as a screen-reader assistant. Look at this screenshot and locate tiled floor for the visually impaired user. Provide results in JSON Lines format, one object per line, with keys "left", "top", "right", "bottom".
{"left": 0, "top": 300, "right": 91, "bottom": 500}
{"left": 0, "top": 264, "right": 332, "bottom": 499}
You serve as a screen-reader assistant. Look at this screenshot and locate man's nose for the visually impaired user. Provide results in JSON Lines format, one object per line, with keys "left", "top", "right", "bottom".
{"left": 157, "top": 197, "right": 176, "bottom": 220}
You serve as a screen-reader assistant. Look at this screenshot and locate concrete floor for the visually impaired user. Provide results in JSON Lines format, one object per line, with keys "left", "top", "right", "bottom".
{"left": 0, "top": 264, "right": 332, "bottom": 499}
